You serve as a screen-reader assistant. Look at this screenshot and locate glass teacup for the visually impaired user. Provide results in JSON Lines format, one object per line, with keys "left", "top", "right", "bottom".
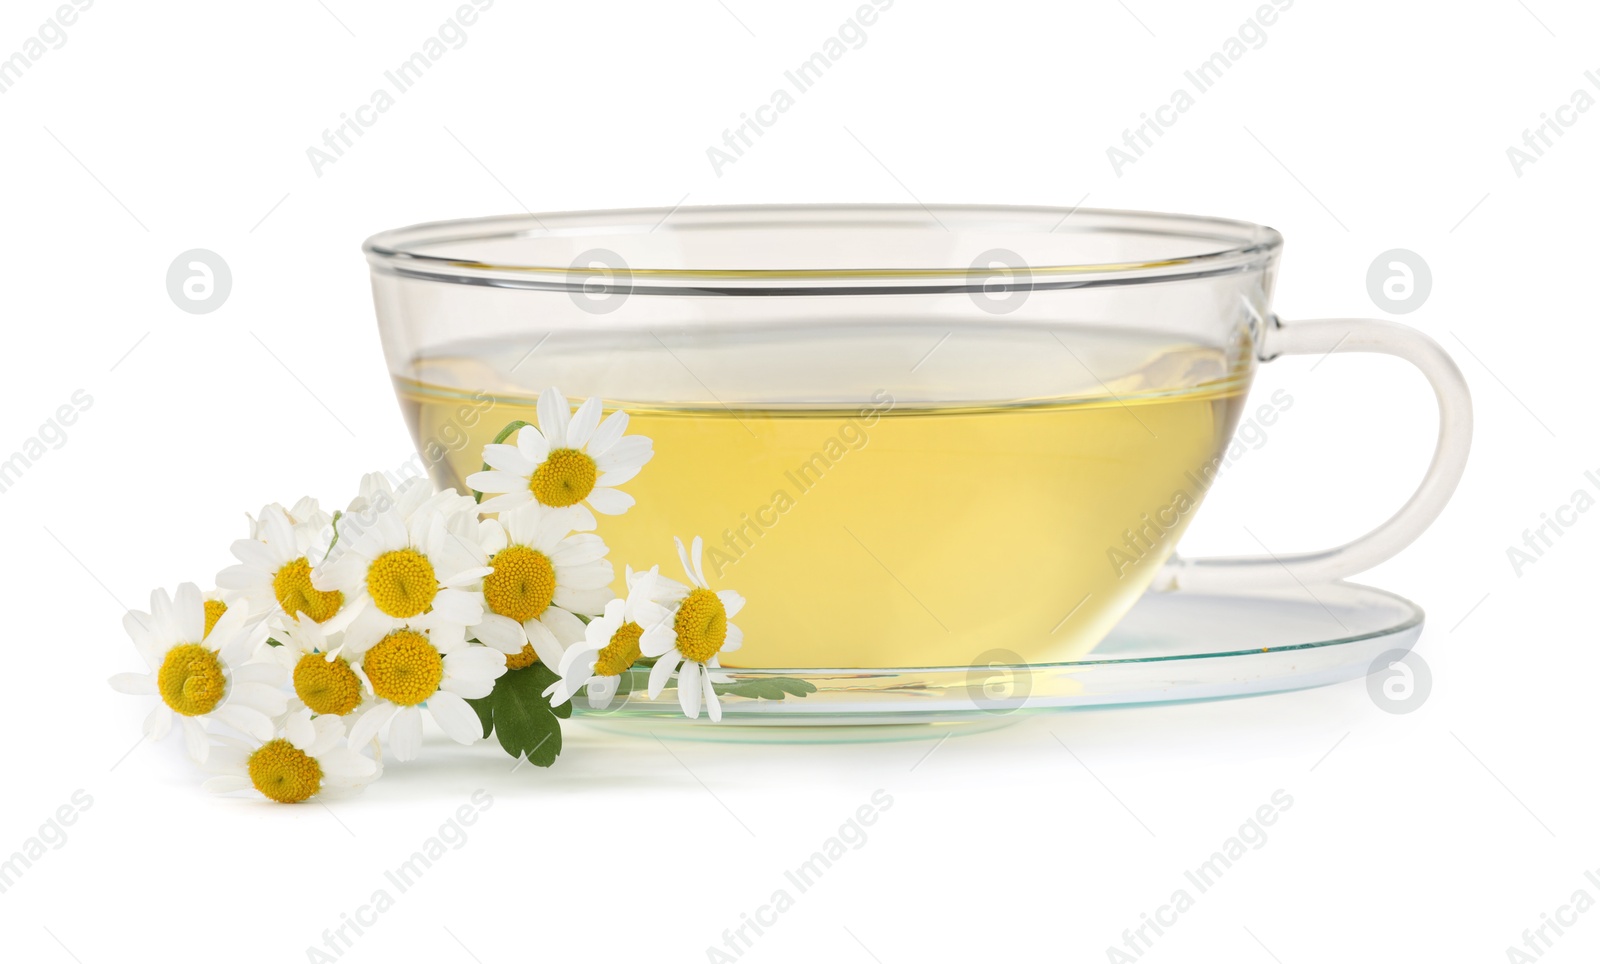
{"left": 364, "top": 205, "right": 1470, "bottom": 670}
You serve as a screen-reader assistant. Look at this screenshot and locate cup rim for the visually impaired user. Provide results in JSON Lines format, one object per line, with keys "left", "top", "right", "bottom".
{"left": 362, "top": 203, "right": 1283, "bottom": 294}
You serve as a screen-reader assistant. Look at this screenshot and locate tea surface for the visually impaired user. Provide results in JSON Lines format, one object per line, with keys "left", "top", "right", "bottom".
{"left": 395, "top": 331, "right": 1247, "bottom": 668}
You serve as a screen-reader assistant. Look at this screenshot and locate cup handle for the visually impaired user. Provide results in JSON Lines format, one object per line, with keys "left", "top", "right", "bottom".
{"left": 1157, "top": 315, "right": 1472, "bottom": 591}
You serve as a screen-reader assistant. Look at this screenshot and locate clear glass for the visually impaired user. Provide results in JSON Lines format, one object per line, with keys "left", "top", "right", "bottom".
{"left": 363, "top": 205, "right": 1467, "bottom": 679}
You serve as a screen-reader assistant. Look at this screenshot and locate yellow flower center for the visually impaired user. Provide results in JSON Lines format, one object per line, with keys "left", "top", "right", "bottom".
{"left": 362, "top": 630, "right": 443, "bottom": 706}
{"left": 594, "top": 622, "right": 643, "bottom": 677}
{"left": 202, "top": 599, "right": 228, "bottom": 637}
{"left": 157, "top": 643, "right": 226, "bottom": 717}
{"left": 482, "top": 545, "right": 556, "bottom": 622}
{"left": 273, "top": 557, "right": 345, "bottom": 623}
{"left": 293, "top": 653, "right": 364, "bottom": 716}
{"left": 530, "top": 448, "right": 598, "bottom": 508}
{"left": 505, "top": 643, "right": 539, "bottom": 671}
{"left": 673, "top": 589, "right": 728, "bottom": 663}
{"left": 365, "top": 549, "right": 437, "bottom": 619}
{"left": 247, "top": 739, "right": 323, "bottom": 804}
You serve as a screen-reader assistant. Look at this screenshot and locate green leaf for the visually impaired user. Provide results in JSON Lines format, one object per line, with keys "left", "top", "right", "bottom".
{"left": 711, "top": 677, "right": 817, "bottom": 701}
{"left": 472, "top": 420, "right": 534, "bottom": 504}
{"left": 465, "top": 662, "right": 567, "bottom": 767}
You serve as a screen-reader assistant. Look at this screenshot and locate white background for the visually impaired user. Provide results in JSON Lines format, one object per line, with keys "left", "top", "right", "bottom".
{"left": 1, "top": 1, "right": 1595, "bottom": 961}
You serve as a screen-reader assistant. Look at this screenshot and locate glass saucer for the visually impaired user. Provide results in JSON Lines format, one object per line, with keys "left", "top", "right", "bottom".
{"left": 572, "top": 581, "right": 1421, "bottom": 741}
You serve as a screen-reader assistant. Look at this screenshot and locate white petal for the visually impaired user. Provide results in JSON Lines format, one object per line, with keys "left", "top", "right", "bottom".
{"left": 431, "top": 588, "right": 485, "bottom": 623}
{"left": 537, "top": 387, "right": 572, "bottom": 448}
{"left": 678, "top": 661, "right": 703, "bottom": 719}
{"left": 523, "top": 619, "right": 566, "bottom": 670}
{"left": 231, "top": 682, "right": 289, "bottom": 717}
{"left": 566, "top": 396, "right": 603, "bottom": 449}
{"left": 549, "top": 533, "right": 609, "bottom": 567}
{"left": 183, "top": 717, "right": 211, "bottom": 763}
{"left": 389, "top": 707, "right": 423, "bottom": 761}
{"left": 428, "top": 690, "right": 483, "bottom": 744}
{"left": 446, "top": 645, "right": 511, "bottom": 683}
{"left": 348, "top": 701, "right": 397, "bottom": 750}
{"left": 557, "top": 640, "right": 603, "bottom": 678}
{"left": 594, "top": 435, "right": 652, "bottom": 474}
{"left": 478, "top": 491, "right": 533, "bottom": 514}
{"left": 466, "top": 470, "right": 531, "bottom": 494}
{"left": 584, "top": 487, "right": 634, "bottom": 516}
{"left": 472, "top": 613, "right": 527, "bottom": 653}
{"left": 703, "top": 671, "right": 722, "bottom": 722}
{"left": 597, "top": 464, "right": 644, "bottom": 488}
{"left": 690, "top": 536, "right": 708, "bottom": 588}
{"left": 214, "top": 704, "right": 274, "bottom": 742}
{"left": 555, "top": 557, "right": 614, "bottom": 590}
{"left": 318, "top": 747, "right": 378, "bottom": 781}
{"left": 722, "top": 622, "right": 744, "bottom": 652}
{"left": 309, "top": 714, "right": 346, "bottom": 755}
{"left": 552, "top": 586, "right": 614, "bottom": 617}
{"left": 284, "top": 710, "right": 316, "bottom": 749}
{"left": 539, "top": 606, "right": 589, "bottom": 646}
{"left": 441, "top": 675, "right": 496, "bottom": 700}
{"left": 203, "top": 775, "right": 254, "bottom": 794}
{"left": 313, "top": 554, "right": 366, "bottom": 594}
{"left": 674, "top": 537, "right": 695, "bottom": 587}
{"left": 174, "top": 583, "right": 205, "bottom": 642}
{"left": 639, "top": 621, "right": 676, "bottom": 658}
{"left": 226, "top": 538, "right": 280, "bottom": 574}
{"left": 480, "top": 443, "right": 534, "bottom": 475}
{"left": 516, "top": 423, "right": 552, "bottom": 464}
{"left": 109, "top": 672, "right": 155, "bottom": 695}
{"left": 586, "top": 409, "right": 629, "bottom": 456}
{"left": 144, "top": 705, "right": 172, "bottom": 740}
{"left": 717, "top": 590, "right": 746, "bottom": 618}
{"left": 648, "top": 652, "right": 680, "bottom": 699}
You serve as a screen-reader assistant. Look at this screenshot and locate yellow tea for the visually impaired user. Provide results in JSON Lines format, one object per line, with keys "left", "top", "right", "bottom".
{"left": 396, "top": 334, "right": 1246, "bottom": 668}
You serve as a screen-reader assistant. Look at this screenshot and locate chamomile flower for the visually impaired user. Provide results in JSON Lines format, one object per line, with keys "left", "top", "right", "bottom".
{"left": 643, "top": 537, "right": 746, "bottom": 721}
{"left": 343, "top": 617, "right": 507, "bottom": 761}
{"left": 466, "top": 387, "right": 653, "bottom": 529}
{"left": 270, "top": 614, "right": 365, "bottom": 719}
{"left": 109, "top": 583, "right": 286, "bottom": 762}
{"left": 311, "top": 498, "right": 488, "bottom": 640}
{"left": 467, "top": 503, "right": 614, "bottom": 670}
{"left": 218, "top": 501, "right": 352, "bottom": 628}
{"left": 547, "top": 564, "right": 687, "bottom": 709}
{"left": 203, "top": 710, "right": 379, "bottom": 803}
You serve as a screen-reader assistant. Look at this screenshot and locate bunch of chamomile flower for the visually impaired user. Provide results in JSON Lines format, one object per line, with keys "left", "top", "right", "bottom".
{"left": 109, "top": 389, "right": 748, "bottom": 804}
